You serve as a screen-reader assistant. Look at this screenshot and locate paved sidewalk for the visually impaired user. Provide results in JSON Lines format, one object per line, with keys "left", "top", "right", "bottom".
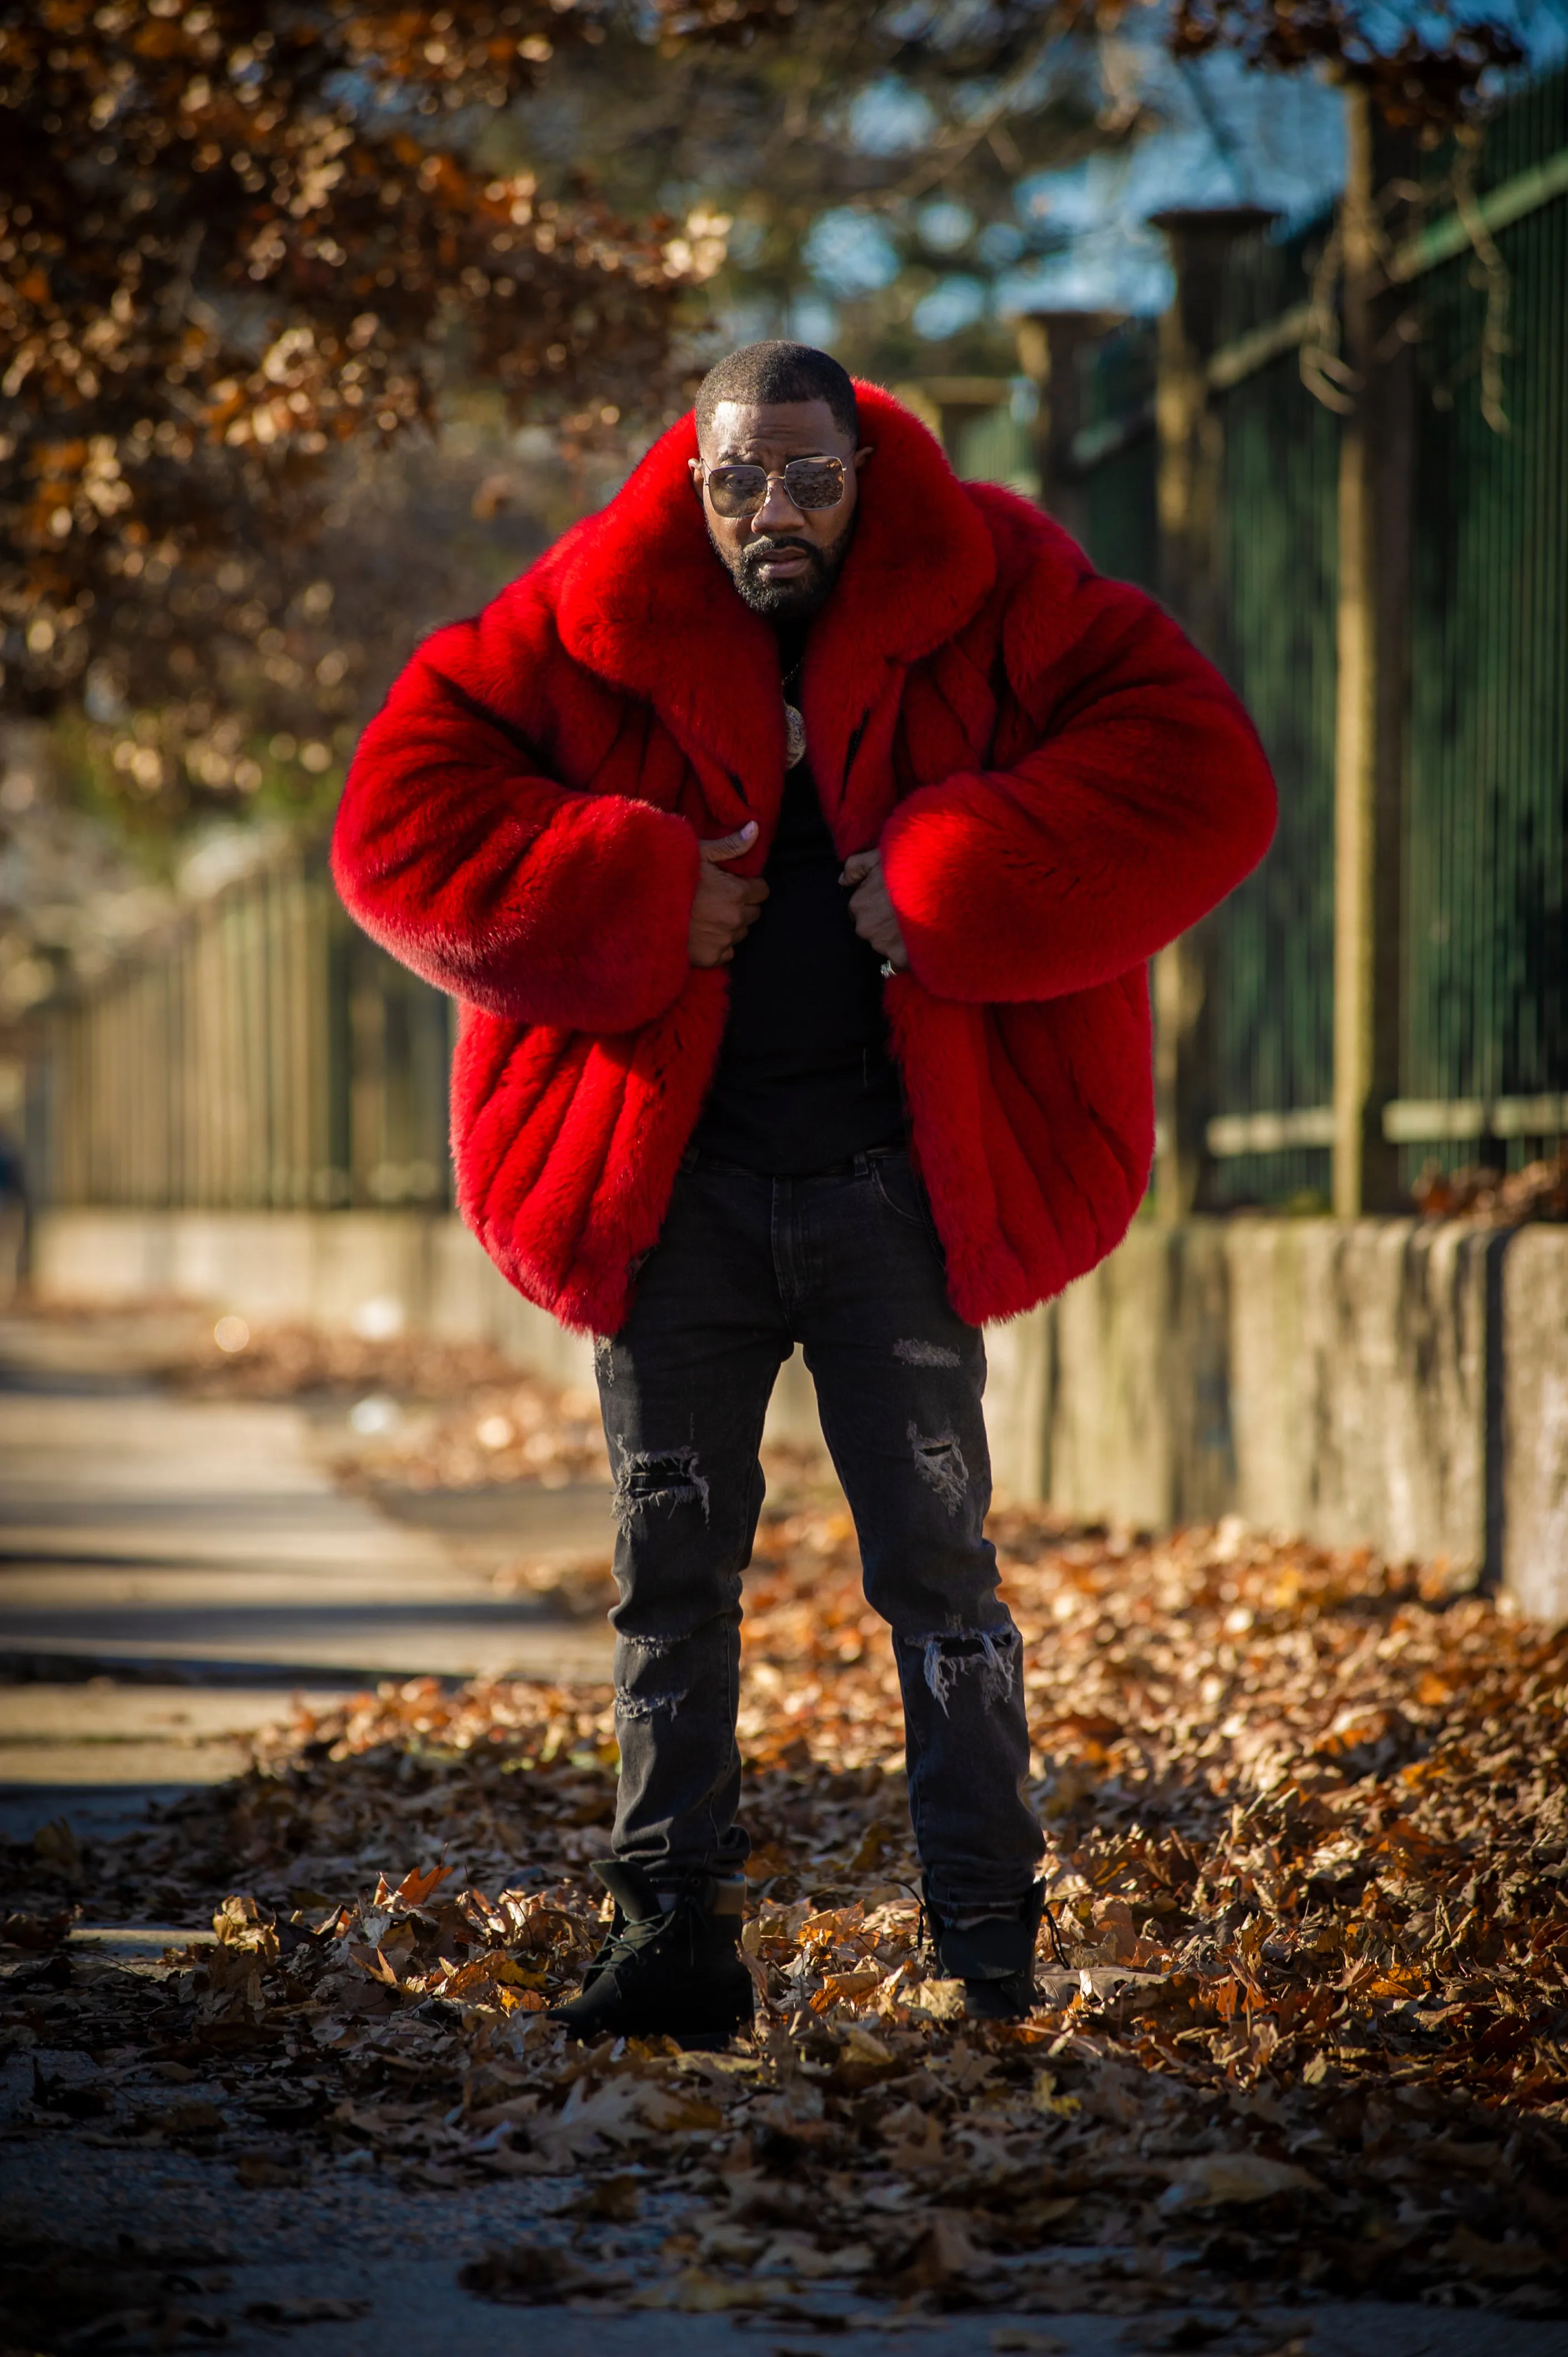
{"left": 4, "top": 2113, "right": 1566, "bottom": 2357}
{"left": 0, "top": 1311, "right": 613, "bottom": 1842}
{"left": 4, "top": 2130, "right": 1565, "bottom": 2357}
{"left": 5, "top": 1315, "right": 1565, "bottom": 2355}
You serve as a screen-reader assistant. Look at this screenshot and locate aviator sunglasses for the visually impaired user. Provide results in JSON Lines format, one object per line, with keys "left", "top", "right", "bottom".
{"left": 700, "top": 456, "right": 850, "bottom": 518}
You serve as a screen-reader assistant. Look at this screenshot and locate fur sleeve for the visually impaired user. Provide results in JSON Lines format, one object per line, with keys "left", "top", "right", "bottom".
{"left": 331, "top": 614, "right": 700, "bottom": 1034}
{"left": 878, "top": 551, "right": 1276, "bottom": 1004}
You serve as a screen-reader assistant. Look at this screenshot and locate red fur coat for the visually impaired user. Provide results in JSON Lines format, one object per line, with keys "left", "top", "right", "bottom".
{"left": 332, "top": 384, "right": 1275, "bottom": 1334}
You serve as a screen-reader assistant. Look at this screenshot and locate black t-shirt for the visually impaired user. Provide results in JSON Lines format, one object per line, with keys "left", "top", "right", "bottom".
{"left": 694, "top": 633, "right": 905, "bottom": 1175}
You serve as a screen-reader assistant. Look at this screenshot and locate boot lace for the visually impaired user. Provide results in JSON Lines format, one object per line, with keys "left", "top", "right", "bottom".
{"left": 588, "top": 1903, "right": 682, "bottom": 1980}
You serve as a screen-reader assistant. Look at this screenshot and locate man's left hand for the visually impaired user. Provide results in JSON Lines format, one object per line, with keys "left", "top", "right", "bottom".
{"left": 841, "top": 848, "right": 908, "bottom": 971}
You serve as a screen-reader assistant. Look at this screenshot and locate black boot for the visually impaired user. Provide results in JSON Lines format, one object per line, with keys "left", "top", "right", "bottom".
{"left": 548, "top": 1860, "right": 754, "bottom": 2044}
{"left": 923, "top": 1879, "right": 1046, "bottom": 2023}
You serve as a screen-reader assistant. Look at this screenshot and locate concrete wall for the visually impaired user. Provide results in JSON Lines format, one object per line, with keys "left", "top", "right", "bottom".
{"left": 1039, "top": 1219, "right": 1498, "bottom": 1572}
{"left": 1224, "top": 1221, "right": 1496, "bottom": 1569}
{"left": 29, "top": 1207, "right": 599, "bottom": 1391}
{"left": 1500, "top": 1227, "right": 1568, "bottom": 1624}
{"left": 29, "top": 1207, "right": 1568, "bottom": 1620}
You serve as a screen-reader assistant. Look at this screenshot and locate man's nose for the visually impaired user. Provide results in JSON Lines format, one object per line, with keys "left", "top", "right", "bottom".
{"left": 750, "top": 476, "right": 805, "bottom": 532}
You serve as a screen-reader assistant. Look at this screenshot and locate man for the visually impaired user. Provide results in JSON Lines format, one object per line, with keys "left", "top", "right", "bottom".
{"left": 333, "top": 343, "right": 1274, "bottom": 2039}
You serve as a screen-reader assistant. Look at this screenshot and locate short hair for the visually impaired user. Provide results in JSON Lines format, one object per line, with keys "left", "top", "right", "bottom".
{"left": 694, "top": 341, "right": 859, "bottom": 448}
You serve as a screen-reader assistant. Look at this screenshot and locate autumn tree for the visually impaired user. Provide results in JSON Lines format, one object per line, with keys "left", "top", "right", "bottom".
{"left": 0, "top": 1, "right": 738, "bottom": 744}
{"left": 2, "top": 0, "right": 1121, "bottom": 831}
{"left": 1, "top": 0, "right": 1525, "bottom": 773}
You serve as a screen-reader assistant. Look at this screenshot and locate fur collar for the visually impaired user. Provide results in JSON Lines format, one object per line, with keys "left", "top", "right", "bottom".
{"left": 552, "top": 382, "right": 996, "bottom": 833}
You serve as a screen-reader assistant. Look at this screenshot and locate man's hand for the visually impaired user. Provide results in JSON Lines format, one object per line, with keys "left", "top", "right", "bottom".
{"left": 841, "top": 847, "right": 908, "bottom": 971}
{"left": 690, "top": 822, "right": 768, "bottom": 966}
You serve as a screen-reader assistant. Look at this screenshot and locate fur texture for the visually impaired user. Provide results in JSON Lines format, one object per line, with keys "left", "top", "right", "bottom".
{"left": 332, "top": 385, "right": 1275, "bottom": 1332}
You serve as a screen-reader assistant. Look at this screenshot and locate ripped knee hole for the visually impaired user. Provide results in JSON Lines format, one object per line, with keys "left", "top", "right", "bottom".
{"left": 612, "top": 1445, "right": 710, "bottom": 1529}
{"left": 908, "top": 1626, "right": 1020, "bottom": 1714}
{"left": 907, "top": 1422, "right": 969, "bottom": 1512}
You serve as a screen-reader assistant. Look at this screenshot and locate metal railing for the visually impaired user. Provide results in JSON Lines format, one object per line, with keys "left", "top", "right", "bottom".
{"left": 33, "top": 847, "right": 453, "bottom": 1212}
{"left": 1067, "top": 64, "right": 1568, "bottom": 1207}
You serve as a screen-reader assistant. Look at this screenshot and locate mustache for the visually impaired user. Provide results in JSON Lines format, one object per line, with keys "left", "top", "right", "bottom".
{"left": 739, "top": 535, "right": 821, "bottom": 568}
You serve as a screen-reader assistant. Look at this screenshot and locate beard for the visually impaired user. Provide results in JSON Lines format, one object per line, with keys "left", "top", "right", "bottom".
{"left": 711, "top": 523, "right": 852, "bottom": 618}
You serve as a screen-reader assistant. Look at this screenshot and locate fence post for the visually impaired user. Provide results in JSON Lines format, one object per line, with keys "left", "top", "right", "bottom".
{"left": 1149, "top": 206, "right": 1276, "bottom": 1218}
{"left": 1332, "top": 87, "right": 1412, "bottom": 1217}
{"left": 1014, "top": 309, "right": 1118, "bottom": 541}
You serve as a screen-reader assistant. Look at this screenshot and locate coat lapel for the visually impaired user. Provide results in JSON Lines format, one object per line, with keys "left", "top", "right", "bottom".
{"left": 799, "top": 387, "right": 996, "bottom": 850}
{"left": 552, "top": 418, "right": 780, "bottom": 840}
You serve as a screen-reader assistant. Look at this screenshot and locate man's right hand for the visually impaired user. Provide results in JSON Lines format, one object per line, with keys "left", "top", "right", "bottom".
{"left": 689, "top": 822, "right": 768, "bottom": 966}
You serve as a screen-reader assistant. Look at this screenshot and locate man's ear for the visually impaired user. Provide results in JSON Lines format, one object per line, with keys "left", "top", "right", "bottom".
{"left": 688, "top": 457, "right": 704, "bottom": 495}
{"left": 854, "top": 444, "right": 874, "bottom": 474}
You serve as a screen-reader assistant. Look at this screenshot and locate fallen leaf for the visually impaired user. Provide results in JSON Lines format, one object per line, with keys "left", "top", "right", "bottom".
{"left": 562, "top": 2173, "right": 642, "bottom": 2222}
{"left": 630, "top": 2269, "right": 769, "bottom": 2311}
{"left": 1031, "top": 2068, "right": 1082, "bottom": 2118}
{"left": 907, "top": 1977, "right": 967, "bottom": 2022}
{"left": 1444, "top": 2226, "right": 1551, "bottom": 2278}
{"left": 458, "top": 2242, "right": 605, "bottom": 2303}
{"left": 1159, "top": 2154, "right": 1320, "bottom": 2210}
{"left": 810, "top": 1968, "right": 882, "bottom": 2013}
{"left": 1, "top": 1907, "right": 78, "bottom": 1952}
{"left": 394, "top": 1862, "right": 455, "bottom": 1907}
{"left": 890, "top": 2211, "right": 987, "bottom": 2293}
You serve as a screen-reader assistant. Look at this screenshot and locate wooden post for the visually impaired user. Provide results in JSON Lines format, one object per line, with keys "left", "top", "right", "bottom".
{"left": 1332, "top": 88, "right": 1412, "bottom": 1217}
{"left": 1149, "top": 207, "right": 1275, "bottom": 1219}
{"left": 1014, "top": 309, "right": 1121, "bottom": 542}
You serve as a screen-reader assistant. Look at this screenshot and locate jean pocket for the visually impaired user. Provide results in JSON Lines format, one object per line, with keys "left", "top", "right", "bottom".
{"left": 870, "top": 1154, "right": 944, "bottom": 1256}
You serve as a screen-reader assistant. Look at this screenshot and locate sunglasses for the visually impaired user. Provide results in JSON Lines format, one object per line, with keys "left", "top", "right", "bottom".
{"left": 702, "top": 457, "right": 849, "bottom": 518}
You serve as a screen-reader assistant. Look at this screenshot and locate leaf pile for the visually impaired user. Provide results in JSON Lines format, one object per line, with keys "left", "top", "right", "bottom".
{"left": 2, "top": 0, "right": 734, "bottom": 733}
{"left": 174, "top": 1316, "right": 612, "bottom": 1489}
{"left": 174, "top": 1314, "right": 838, "bottom": 1498}
{"left": 1412, "top": 1148, "right": 1568, "bottom": 1223}
{"left": 176, "top": 1318, "right": 527, "bottom": 1404}
{"left": 335, "top": 1376, "right": 609, "bottom": 1495}
{"left": 4, "top": 1510, "right": 1566, "bottom": 2323}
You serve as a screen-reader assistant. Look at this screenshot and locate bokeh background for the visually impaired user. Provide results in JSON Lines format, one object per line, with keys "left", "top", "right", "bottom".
{"left": 2, "top": 0, "right": 1567, "bottom": 1596}
{"left": 4, "top": 21, "right": 1568, "bottom": 2335}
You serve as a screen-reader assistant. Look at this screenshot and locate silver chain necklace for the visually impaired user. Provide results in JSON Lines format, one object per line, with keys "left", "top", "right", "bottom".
{"left": 780, "top": 656, "right": 806, "bottom": 772}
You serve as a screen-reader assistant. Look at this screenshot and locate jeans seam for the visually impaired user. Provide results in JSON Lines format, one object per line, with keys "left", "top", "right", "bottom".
{"left": 905, "top": 1747, "right": 928, "bottom": 1879}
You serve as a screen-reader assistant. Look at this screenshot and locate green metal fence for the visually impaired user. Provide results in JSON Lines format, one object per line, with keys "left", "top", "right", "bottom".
{"left": 35, "top": 849, "right": 453, "bottom": 1212}
{"left": 1205, "top": 339, "right": 1341, "bottom": 1208}
{"left": 954, "top": 379, "right": 1040, "bottom": 495}
{"left": 1068, "top": 63, "right": 1568, "bottom": 1206}
{"left": 1402, "top": 68, "right": 1568, "bottom": 1182}
{"left": 1074, "top": 327, "right": 1159, "bottom": 594}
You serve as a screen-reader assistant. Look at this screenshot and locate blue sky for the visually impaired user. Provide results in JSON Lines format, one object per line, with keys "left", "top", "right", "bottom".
{"left": 795, "top": 0, "right": 1568, "bottom": 330}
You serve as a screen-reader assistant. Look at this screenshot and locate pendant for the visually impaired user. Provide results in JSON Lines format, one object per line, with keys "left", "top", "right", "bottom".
{"left": 784, "top": 701, "right": 807, "bottom": 771}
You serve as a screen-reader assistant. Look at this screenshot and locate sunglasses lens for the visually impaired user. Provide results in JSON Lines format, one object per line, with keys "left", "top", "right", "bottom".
{"left": 783, "top": 461, "right": 845, "bottom": 509}
{"left": 706, "top": 465, "right": 767, "bottom": 517}
{"left": 705, "top": 461, "right": 846, "bottom": 515}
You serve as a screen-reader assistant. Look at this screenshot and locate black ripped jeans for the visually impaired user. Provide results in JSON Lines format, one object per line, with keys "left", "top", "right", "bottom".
{"left": 593, "top": 1145, "right": 1044, "bottom": 1915}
